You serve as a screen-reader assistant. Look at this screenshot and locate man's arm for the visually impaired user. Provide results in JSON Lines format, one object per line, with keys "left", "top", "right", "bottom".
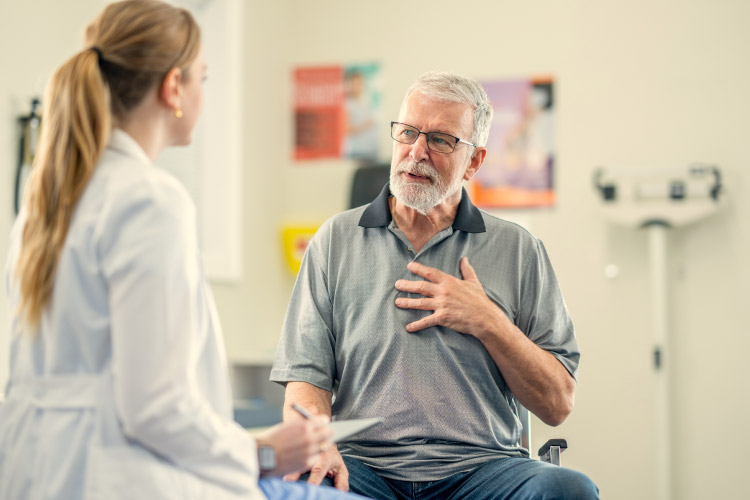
{"left": 394, "top": 257, "right": 575, "bottom": 426}
{"left": 283, "top": 381, "right": 333, "bottom": 421}
{"left": 468, "top": 307, "right": 576, "bottom": 426}
{"left": 282, "top": 382, "right": 350, "bottom": 491}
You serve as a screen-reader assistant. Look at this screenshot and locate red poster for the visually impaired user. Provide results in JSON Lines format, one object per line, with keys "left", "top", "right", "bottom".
{"left": 294, "top": 66, "right": 345, "bottom": 160}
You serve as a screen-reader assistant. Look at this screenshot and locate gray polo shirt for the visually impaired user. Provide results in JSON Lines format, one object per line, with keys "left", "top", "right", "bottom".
{"left": 271, "top": 184, "right": 579, "bottom": 481}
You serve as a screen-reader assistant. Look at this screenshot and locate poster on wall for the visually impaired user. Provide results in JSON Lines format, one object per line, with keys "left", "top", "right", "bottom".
{"left": 470, "top": 78, "right": 555, "bottom": 208}
{"left": 294, "top": 63, "right": 381, "bottom": 161}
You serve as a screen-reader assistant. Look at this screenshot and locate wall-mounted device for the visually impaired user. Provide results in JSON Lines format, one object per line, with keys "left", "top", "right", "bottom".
{"left": 15, "top": 98, "right": 41, "bottom": 215}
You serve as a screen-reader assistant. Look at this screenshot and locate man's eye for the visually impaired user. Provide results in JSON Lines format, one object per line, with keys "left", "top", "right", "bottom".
{"left": 402, "top": 129, "right": 415, "bottom": 137}
{"left": 430, "top": 135, "right": 448, "bottom": 145}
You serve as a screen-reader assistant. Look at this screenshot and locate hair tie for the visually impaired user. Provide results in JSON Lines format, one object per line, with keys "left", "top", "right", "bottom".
{"left": 90, "top": 46, "right": 104, "bottom": 65}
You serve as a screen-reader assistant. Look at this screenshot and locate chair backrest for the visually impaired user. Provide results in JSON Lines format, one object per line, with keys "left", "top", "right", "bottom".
{"left": 350, "top": 163, "right": 390, "bottom": 209}
{"left": 519, "top": 402, "right": 532, "bottom": 454}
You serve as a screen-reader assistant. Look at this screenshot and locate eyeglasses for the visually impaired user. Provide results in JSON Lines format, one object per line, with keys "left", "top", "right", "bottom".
{"left": 390, "top": 121, "right": 477, "bottom": 154}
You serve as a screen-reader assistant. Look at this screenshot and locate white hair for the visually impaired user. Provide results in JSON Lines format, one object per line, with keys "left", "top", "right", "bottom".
{"left": 401, "top": 71, "right": 493, "bottom": 147}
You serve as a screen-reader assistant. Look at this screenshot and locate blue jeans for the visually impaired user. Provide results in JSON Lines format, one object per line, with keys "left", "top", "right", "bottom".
{"left": 259, "top": 477, "right": 369, "bottom": 500}
{"left": 309, "top": 455, "right": 599, "bottom": 500}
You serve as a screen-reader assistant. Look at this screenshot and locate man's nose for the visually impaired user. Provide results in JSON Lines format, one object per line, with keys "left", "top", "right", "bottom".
{"left": 409, "top": 133, "right": 430, "bottom": 162}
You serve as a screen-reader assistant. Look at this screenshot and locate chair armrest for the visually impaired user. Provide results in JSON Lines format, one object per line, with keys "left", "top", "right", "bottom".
{"left": 538, "top": 438, "right": 567, "bottom": 466}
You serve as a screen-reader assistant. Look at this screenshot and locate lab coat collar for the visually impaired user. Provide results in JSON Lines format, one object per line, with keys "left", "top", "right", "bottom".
{"left": 358, "top": 182, "right": 486, "bottom": 233}
{"left": 108, "top": 128, "right": 153, "bottom": 166}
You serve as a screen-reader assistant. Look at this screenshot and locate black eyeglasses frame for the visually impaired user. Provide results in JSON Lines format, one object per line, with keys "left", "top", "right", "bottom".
{"left": 390, "top": 121, "right": 477, "bottom": 154}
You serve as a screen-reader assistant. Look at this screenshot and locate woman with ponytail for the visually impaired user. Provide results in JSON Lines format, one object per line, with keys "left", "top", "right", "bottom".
{"left": 0, "top": 2, "right": 366, "bottom": 499}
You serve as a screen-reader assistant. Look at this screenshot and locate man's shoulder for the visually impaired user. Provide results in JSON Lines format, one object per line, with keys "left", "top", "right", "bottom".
{"left": 478, "top": 210, "right": 538, "bottom": 244}
{"left": 308, "top": 205, "right": 372, "bottom": 252}
{"left": 319, "top": 205, "right": 371, "bottom": 234}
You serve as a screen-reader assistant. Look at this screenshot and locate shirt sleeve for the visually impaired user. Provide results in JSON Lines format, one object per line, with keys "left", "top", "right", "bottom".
{"left": 98, "top": 175, "right": 259, "bottom": 494}
{"left": 517, "top": 239, "right": 580, "bottom": 379}
{"left": 270, "top": 221, "right": 337, "bottom": 391}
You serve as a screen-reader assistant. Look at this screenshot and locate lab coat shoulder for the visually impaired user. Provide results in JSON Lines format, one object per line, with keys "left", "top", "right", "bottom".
{"left": 89, "top": 149, "right": 197, "bottom": 276}
{"left": 79, "top": 148, "right": 264, "bottom": 499}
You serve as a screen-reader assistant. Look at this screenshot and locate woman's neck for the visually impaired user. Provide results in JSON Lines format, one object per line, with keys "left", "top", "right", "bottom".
{"left": 115, "top": 93, "right": 171, "bottom": 162}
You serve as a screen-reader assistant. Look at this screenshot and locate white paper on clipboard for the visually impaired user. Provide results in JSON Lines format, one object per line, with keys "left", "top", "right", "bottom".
{"left": 329, "top": 417, "right": 383, "bottom": 442}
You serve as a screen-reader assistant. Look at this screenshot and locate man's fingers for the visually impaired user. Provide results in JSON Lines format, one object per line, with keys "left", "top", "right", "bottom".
{"left": 394, "top": 278, "right": 437, "bottom": 296}
{"left": 459, "top": 256, "right": 479, "bottom": 282}
{"left": 395, "top": 297, "right": 432, "bottom": 310}
{"left": 406, "top": 261, "right": 446, "bottom": 282}
{"left": 283, "top": 471, "right": 302, "bottom": 482}
{"left": 405, "top": 314, "right": 436, "bottom": 333}
{"left": 306, "top": 458, "right": 330, "bottom": 486}
{"left": 332, "top": 463, "right": 350, "bottom": 492}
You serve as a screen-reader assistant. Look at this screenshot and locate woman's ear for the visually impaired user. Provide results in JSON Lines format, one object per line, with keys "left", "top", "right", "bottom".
{"left": 159, "top": 67, "right": 183, "bottom": 112}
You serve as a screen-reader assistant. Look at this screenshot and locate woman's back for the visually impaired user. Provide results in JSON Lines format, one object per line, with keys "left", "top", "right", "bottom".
{"left": 0, "top": 129, "right": 256, "bottom": 499}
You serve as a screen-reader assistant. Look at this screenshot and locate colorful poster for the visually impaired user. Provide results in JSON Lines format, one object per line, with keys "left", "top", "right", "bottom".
{"left": 294, "top": 63, "right": 381, "bottom": 161}
{"left": 470, "top": 78, "right": 555, "bottom": 208}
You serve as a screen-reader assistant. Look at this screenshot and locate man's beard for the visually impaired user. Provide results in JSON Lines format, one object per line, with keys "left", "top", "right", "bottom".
{"left": 389, "top": 159, "right": 465, "bottom": 215}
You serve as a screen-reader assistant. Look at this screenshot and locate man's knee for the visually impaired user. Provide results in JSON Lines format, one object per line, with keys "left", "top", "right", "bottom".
{"left": 529, "top": 466, "right": 599, "bottom": 500}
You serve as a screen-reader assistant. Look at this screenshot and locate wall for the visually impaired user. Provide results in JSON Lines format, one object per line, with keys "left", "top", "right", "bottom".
{"left": 1, "top": 1, "right": 748, "bottom": 499}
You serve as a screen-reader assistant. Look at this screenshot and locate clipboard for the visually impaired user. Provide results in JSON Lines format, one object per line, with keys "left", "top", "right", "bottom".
{"left": 329, "top": 417, "right": 383, "bottom": 442}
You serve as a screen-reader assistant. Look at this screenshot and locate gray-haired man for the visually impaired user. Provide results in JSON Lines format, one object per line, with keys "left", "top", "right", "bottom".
{"left": 271, "top": 72, "right": 598, "bottom": 500}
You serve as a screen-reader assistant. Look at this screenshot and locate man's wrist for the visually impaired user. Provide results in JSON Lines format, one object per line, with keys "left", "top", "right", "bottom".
{"left": 475, "top": 303, "right": 513, "bottom": 343}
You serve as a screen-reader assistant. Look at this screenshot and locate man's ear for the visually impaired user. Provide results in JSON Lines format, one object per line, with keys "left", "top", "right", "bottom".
{"left": 159, "top": 67, "right": 183, "bottom": 112}
{"left": 463, "top": 147, "right": 487, "bottom": 181}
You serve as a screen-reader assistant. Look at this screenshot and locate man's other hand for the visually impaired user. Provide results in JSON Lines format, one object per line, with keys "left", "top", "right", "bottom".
{"left": 283, "top": 444, "right": 350, "bottom": 491}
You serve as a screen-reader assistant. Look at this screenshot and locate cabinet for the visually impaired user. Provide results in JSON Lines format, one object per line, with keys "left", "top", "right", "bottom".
{"left": 230, "top": 354, "right": 284, "bottom": 428}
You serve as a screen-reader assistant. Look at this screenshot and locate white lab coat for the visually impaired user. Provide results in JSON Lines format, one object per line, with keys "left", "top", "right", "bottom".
{"left": 0, "top": 130, "right": 266, "bottom": 500}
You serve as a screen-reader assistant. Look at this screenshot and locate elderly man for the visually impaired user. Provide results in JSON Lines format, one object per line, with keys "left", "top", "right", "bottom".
{"left": 271, "top": 72, "right": 598, "bottom": 500}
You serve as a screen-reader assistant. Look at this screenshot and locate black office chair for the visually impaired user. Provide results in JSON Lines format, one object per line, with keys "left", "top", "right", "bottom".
{"left": 350, "top": 163, "right": 390, "bottom": 209}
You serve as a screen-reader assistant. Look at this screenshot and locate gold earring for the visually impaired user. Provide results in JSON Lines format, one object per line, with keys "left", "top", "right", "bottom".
{"left": 175, "top": 109, "right": 183, "bottom": 119}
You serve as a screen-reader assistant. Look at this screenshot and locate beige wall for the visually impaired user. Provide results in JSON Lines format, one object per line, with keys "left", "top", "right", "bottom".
{"left": 1, "top": 1, "right": 748, "bottom": 499}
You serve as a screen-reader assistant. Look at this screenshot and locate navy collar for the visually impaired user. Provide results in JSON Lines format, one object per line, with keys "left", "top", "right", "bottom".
{"left": 358, "top": 182, "right": 486, "bottom": 233}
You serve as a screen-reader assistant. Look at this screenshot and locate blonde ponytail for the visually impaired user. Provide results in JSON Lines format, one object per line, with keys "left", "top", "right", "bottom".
{"left": 16, "top": 49, "right": 111, "bottom": 327}
{"left": 15, "top": 0, "right": 201, "bottom": 328}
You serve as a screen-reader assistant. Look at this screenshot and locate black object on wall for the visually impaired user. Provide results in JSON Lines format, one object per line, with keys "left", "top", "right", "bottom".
{"left": 15, "top": 98, "right": 41, "bottom": 215}
{"left": 349, "top": 163, "right": 390, "bottom": 209}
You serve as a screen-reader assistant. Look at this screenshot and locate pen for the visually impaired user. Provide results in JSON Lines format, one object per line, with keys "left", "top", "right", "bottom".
{"left": 293, "top": 403, "right": 334, "bottom": 453}
{"left": 292, "top": 403, "right": 315, "bottom": 420}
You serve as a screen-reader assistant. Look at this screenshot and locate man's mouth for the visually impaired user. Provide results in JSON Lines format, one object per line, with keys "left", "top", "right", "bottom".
{"left": 403, "top": 171, "right": 432, "bottom": 182}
